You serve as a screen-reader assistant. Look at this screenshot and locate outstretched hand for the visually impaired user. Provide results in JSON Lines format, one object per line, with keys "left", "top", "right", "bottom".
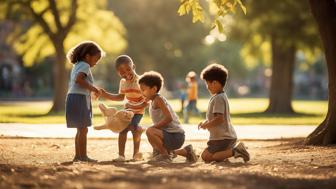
{"left": 92, "top": 87, "right": 103, "bottom": 100}
{"left": 198, "top": 120, "right": 208, "bottom": 130}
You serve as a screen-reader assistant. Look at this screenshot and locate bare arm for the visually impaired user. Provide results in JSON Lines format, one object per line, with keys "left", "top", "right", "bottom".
{"left": 99, "top": 88, "right": 125, "bottom": 101}
{"left": 151, "top": 96, "right": 173, "bottom": 129}
{"left": 199, "top": 113, "right": 225, "bottom": 129}
{"left": 76, "top": 72, "right": 99, "bottom": 93}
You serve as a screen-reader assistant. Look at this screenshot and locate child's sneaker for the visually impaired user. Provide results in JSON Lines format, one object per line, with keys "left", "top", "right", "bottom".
{"left": 152, "top": 149, "right": 160, "bottom": 159}
{"left": 184, "top": 144, "right": 198, "bottom": 163}
{"left": 169, "top": 151, "right": 177, "bottom": 159}
{"left": 113, "top": 155, "right": 126, "bottom": 162}
{"left": 233, "top": 142, "right": 250, "bottom": 162}
{"left": 149, "top": 154, "right": 172, "bottom": 163}
{"left": 132, "top": 152, "right": 144, "bottom": 161}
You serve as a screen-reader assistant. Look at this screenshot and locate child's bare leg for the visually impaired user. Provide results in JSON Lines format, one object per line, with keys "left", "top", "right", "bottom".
{"left": 146, "top": 127, "right": 168, "bottom": 155}
{"left": 118, "top": 130, "right": 128, "bottom": 156}
{"left": 212, "top": 149, "right": 233, "bottom": 161}
{"left": 132, "top": 128, "right": 141, "bottom": 156}
{"left": 78, "top": 127, "right": 88, "bottom": 157}
{"left": 201, "top": 149, "right": 213, "bottom": 162}
{"left": 201, "top": 148, "right": 233, "bottom": 162}
{"left": 75, "top": 130, "right": 80, "bottom": 158}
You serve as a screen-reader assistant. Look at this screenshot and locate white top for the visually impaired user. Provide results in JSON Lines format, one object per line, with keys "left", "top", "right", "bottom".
{"left": 149, "top": 94, "right": 184, "bottom": 134}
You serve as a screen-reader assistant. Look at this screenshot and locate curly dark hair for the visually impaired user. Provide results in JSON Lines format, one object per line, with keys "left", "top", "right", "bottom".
{"left": 67, "top": 41, "right": 105, "bottom": 64}
{"left": 200, "top": 63, "right": 228, "bottom": 87}
{"left": 115, "top": 55, "right": 134, "bottom": 69}
{"left": 138, "top": 71, "right": 164, "bottom": 92}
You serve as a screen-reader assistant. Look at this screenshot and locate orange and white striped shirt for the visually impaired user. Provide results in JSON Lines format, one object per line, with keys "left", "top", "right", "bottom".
{"left": 119, "top": 75, "right": 146, "bottom": 114}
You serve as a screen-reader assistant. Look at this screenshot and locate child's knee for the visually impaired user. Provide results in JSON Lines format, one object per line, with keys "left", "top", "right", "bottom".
{"left": 119, "top": 129, "right": 128, "bottom": 136}
{"left": 146, "top": 127, "right": 153, "bottom": 136}
{"left": 201, "top": 150, "right": 212, "bottom": 162}
{"left": 201, "top": 154, "right": 208, "bottom": 161}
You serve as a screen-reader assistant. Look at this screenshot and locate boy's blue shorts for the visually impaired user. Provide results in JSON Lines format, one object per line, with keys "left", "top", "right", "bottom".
{"left": 120, "top": 114, "right": 143, "bottom": 134}
{"left": 163, "top": 130, "right": 185, "bottom": 151}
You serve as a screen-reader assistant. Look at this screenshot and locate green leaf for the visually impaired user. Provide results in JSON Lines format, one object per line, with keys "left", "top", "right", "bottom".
{"left": 177, "top": 4, "right": 187, "bottom": 15}
{"left": 215, "top": 19, "right": 224, "bottom": 33}
{"left": 236, "top": 0, "right": 247, "bottom": 14}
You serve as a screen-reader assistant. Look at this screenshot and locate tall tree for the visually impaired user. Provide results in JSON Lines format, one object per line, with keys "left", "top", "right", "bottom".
{"left": 5, "top": 0, "right": 126, "bottom": 112}
{"left": 179, "top": 0, "right": 318, "bottom": 114}
{"left": 13, "top": 0, "right": 78, "bottom": 112}
{"left": 229, "top": 0, "right": 318, "bottom": 113}
{"left": 179, "top": 0, "right": 335, "bottom": 145}
{"left": 305, "top": 0, "right": 336, "bottom": 145}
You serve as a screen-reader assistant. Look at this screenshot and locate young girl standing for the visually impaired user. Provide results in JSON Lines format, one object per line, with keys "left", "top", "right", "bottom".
{"left": 66, "top": 41, "right": 105, "bottom": 162}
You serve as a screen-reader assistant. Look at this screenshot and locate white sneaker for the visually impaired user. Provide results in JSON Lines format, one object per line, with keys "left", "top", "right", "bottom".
{"left": 113, "top": 155, "right": 126, "bottom": 162}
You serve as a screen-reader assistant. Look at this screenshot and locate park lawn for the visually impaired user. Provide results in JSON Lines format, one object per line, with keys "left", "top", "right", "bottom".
{"left": 0, "top": 98, "right": 327, "bottom": 125}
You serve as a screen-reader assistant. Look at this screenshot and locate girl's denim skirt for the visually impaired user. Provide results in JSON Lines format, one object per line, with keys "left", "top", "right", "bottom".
{"left": 65, "top": 94, "right": 92, "bottom": 128}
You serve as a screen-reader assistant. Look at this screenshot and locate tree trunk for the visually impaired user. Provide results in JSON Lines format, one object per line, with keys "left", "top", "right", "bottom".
{"left": 305, "top": 0, "right": 336, "bottom": 145}
{"left": 265, "top": 35, "right": 295, "bottom": 114}
{"left": 50, "top": 41, "right": 68, "bottom": 113}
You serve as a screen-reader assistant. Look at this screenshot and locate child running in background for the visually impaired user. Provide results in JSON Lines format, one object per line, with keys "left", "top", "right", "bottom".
{"left": 65, "top": 41, "right": 105, "bottom": 162}
{"left": 138, "top": 71, "right": 198, "bottom": 163}
{"left": 100, "top": 55, "right": 147, "bottom": 162}
{"left": 183, "top": 71, "right": 200, "bottom": 123}
{"left": 198, "top": 63, "right": 250, "bottom": 163}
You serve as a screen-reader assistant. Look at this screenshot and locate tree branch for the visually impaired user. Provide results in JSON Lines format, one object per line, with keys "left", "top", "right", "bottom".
{"left": 63, "top": 0, "right": 78, "bottom": 35}
{"left": 24, "top": 0, "right": 55, "bottom": 39}
{"left": 48, "top": 0, "right": 63, "bottom": 31}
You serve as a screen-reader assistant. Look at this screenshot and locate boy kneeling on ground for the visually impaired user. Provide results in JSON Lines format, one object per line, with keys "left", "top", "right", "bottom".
{"left": 198, "top": 63, "right": 250, "bottom": 163}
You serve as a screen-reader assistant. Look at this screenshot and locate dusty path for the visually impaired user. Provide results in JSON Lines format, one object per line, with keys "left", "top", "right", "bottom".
{"left": 1, "top": 137, "right": 336, "bottom": 189}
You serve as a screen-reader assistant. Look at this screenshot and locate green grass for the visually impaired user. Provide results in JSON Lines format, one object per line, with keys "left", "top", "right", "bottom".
{"left": 0, "top": 98, "right": 327, "bottom": 125}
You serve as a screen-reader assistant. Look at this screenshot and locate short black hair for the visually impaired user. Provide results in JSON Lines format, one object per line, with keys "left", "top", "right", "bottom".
{"left": 67, "top": 41, "right": 104, "bottom": 64}
{"left": 201, "top": 63, "right": 228, "bottom": 87}
{"left": 115, "top": 55, "right": 134, "bottom": 69}
{"left": 138, "top": 71, "right": 164, "bottom": 92}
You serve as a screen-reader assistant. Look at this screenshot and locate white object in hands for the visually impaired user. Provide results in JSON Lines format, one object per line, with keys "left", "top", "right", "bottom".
{"left": 94, "top": 103, "right": 134, "bottom": 133}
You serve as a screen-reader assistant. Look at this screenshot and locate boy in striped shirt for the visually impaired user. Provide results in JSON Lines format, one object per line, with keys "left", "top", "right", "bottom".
{"left": 101, "top": 55, "right": 147, "bottom": 161}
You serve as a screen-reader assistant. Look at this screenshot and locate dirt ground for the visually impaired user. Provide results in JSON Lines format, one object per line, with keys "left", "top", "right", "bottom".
{"left": 0, "top": 137, "right": 336, "bottom": 189}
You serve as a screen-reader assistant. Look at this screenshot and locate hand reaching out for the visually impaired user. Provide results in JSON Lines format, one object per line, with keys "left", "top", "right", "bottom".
{"left": 92, "top": 87, "right": 102, "bottom": 100}
{"left": 198, "top": 120, "right": 208, "bottom": 130}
